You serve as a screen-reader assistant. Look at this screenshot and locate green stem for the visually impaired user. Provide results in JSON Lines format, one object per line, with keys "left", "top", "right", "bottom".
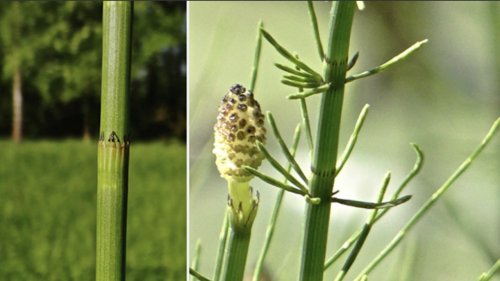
{"left": 222, "top": 180, "right": 256, "bottom": 281}
{"left": 287, "top": 83, "right": 330, "bottom": 99}
{"left": 190, "top": 268, "right": 212, "bottom": 281}
{"left": 96, "top": 2, "right": 133, "bottom": 281}
{"left": 477, "top": 259, "right": 500, "bottom": 281}
{"left": 222, "top": 227, "right": 251, "bottom": 281}
{"left": 334, "top": 173, "right": 391, "bottom": 281}
{"left": 191, "top": 240, "right": 202, "bottom": 281}
{"left": 299, "top": 2, "right": 355, "bottom": 281}
{"left": 354, "top": 118, "right": 500, "bottom": 280}
{"left": 256, "top": 141, "right": 308, "bottom": 192}
{"left": 307, "top": 0, "right": 325, "bottom": 61}
{"left": 213, "top": 213, "right": 229, "bottom": 281}
{"left": 244, "top": 166, "right": 306, "bottom": 196}
{"left": 300, "top": 99, "right": 314, "bottom": 158}
{"left": 250, "top": 20, "right": 264, "bottom": 92}
{"left": 335, "top": 104, "right": 369, "bottom": 176}
{"left": 266, "top": 112, "right": 308, "bottom": 185}
{"left": 345, "top": 40, "right": 428, "bottom": 84}
{"left": 324, "top": 144, "right": 424, "bottom": 270}
{"left": 253, "top": 125, "right": 302, "bottom": 281}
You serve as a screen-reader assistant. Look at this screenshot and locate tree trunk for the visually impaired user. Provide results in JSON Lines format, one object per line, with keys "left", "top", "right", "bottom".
{"left": 12, "top": 67, "right": 22, "bottom": 143}
{"left": 83, "top": 97, "right": 91, "bottom": 141}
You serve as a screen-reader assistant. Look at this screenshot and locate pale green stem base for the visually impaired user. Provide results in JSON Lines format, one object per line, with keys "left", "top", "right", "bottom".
{"left": 96, "top": 140, "right": 130, "bottom": 281}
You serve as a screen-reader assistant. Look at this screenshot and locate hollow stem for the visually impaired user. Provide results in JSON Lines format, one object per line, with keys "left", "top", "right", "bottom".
{"left": 222, "top": 226, "right": 252, "bottom": 281}
{"left": 96, "top": 2, "right": 133, "bottom": 281}
{"left": 299, "top": 2, "right": 356, "bottom": 281}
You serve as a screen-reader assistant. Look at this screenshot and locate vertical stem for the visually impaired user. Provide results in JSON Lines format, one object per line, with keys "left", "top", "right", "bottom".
{"left": 96, "top": 2, "right": 133, "bottom": 281}
{"left": 222, "top": 180, "right": 256, "bottom": 281}
{"left": 222, "top": 228, "right": 251, "bottom": 281}
{"left": 213, "top": 213, "right": 229, "bottom": 281}
{"left": 300, "top": 2, "right": 355, "bottom": 281}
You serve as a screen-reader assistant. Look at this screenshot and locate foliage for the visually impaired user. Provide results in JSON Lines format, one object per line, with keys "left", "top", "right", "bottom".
{"left": 0, "top": 140, "right": 186, "bottom": 280}
{"left": 0, "top": 2, "right": 186, "bottom": 140}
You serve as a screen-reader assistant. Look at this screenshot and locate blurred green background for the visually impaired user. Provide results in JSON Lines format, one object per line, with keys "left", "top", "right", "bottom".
{"left": 1, "top": 140, "right": 185, "bottom": 280}
{"left": 0, "top": 2, "right": 186, "bottom": 280}
{"left": 189, "top": 2, "right": 499, "bottom": 281}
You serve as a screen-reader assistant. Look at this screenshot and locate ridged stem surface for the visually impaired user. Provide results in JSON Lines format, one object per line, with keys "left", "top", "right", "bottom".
{"left": 96, "top": 2, "right": 133, "bottom": 281}
{"left": 299, "top": 2, "right": 355, "bottom": 281}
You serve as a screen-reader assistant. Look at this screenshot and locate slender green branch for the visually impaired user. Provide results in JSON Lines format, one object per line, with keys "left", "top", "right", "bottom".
{"left": 332, "top": 194, "right": 411, "bottom": 209}
{"left": 244, "top": 166, "right": 306, "bottom": 196}
{"left": 477, "top": 259, "right": 500, "bottom": 281}
{"left": 275, "top": 63, "right": 322, "bottom": 82}
{"left": 266, "top": 112, "right": 309, "bottom": 185}
{"left": 307, "top": 0, "right": 325, "bottom": 60}
{"left": 300, "top": 2, "right": 356, "bottom": 281}
{"left": 346, "top": 39, "right": 428, "bottom": 83}
{"left": 190, "top": 268, "right": 212, "bottom": 281}
{"left": 191, "top": 240, "right": 202, "bottom": 281}
{"left": 324, "top": 143, "right": 424, "bottom": 270}
{"left": 253, "top": 125, "right": 302, "bottom": 281}
{"left": 283, "top": 74, "right": 317, "bottom": 83}
{"left": 96, "top": 3, "right": 133, "bottom": 281}
{"left": 250, "top": 20, "right": 264, "bottom": 92}
{"left": 213, "top": 213, "right": 229, "bottom": 281}
{"left": 334, "top": 172, "right": 391, "bottom": 281}
{"left": 292, "top": 54, "right": 315, "bottom": 158}
{"left": 354, "top": 118, "right": 500, "bottom": 280}
{"left": 282, "top": 79, "right": 323, "bottom": 89}
{"left": 261, "top": 28, "right": 323, "bottom": 79}
{"left": 256, "top": 141, "right": 308, "bottom": 193}
{"left": 287, "top": 83, "right": 331, "bottom": 99}
{"left": 300, "top": 98, "right": 314, "bottom": 158}
{"left": 336, "top": 104, "right": 369, "bottom": 176}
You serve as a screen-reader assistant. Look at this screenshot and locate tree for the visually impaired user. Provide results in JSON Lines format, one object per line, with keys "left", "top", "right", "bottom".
{"left": 0, "top": 2, "right": 45, "bottom": 142}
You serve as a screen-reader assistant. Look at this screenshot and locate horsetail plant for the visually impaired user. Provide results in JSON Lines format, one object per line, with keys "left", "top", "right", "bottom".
{"left": 191, "top": 2, "right": 500, "bottom": 280}
{"left": 250, "top": 1, "right": 431, "bottom": 280}
{"left": 96, "top": 2, "right": 133, "bottom": 281}
{"left": 212, "top": 83, "right": 266, "bottom": 281}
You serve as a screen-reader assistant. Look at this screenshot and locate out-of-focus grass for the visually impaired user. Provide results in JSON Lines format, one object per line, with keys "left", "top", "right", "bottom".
{"left": 0, "top": 140, "right": 186, "bottom": 280}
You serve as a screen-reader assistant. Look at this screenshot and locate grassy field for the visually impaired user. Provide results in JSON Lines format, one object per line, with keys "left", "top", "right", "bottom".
{"left": 0, "top": 140, "right": 186, "bottom": 280}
